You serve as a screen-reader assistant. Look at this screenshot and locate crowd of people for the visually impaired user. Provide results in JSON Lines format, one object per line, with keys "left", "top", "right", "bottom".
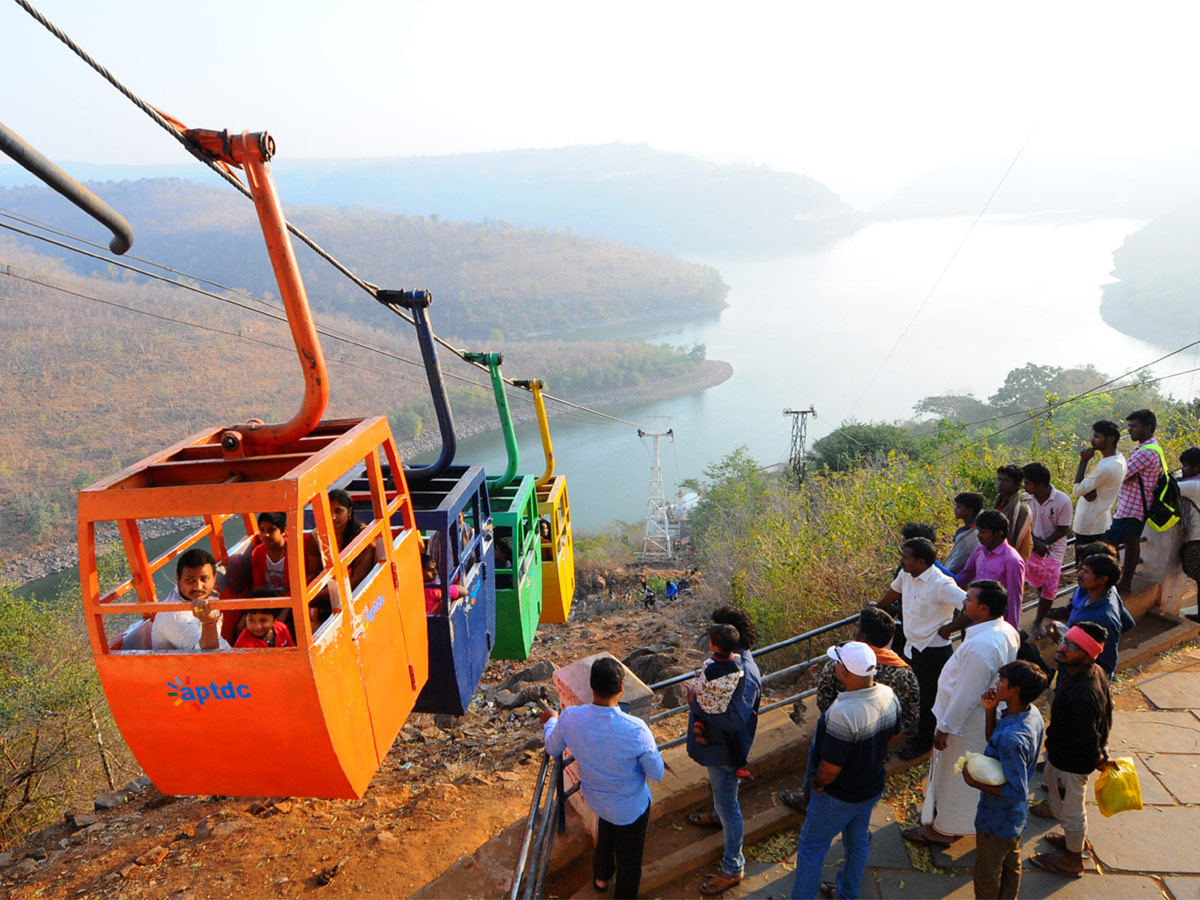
{"left": 541, "top": 408, "right": 1200, "bottom": 899}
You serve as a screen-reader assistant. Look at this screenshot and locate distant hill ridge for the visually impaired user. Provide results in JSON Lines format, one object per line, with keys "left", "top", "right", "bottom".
{"left": 0, "top": 175, "right": 729, "bottom": 340}
{"left": 0, "top": 142, "right": 858, "bottom": 255}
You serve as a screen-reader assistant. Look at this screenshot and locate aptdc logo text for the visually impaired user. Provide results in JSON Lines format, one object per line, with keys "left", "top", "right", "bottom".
{"left": 167, "top": 676, "right": 252, "bottom": 707}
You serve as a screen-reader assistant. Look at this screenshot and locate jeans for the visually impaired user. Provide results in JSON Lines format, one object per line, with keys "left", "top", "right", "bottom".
{"left": 801, "top": 729, "right": 819, "bottom": 800}
{"left": 594, "top": 803, "right": 650, "bottom": 900}
{"left": 708, "top": 765, "right": 745, "bottom": 876}
{"left": 790, "top": 789, "right": 879, "bottom": 900}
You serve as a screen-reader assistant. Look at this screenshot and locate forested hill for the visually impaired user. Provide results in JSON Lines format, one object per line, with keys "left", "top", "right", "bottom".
{"left": 0, "top": 177, "right": 729, "bottom": 340}
{"left": 0, "top": 143, "right": 859, "bottom": 255}
{"left": 1099, "top": 201, "right": 1200, "bottom": 345}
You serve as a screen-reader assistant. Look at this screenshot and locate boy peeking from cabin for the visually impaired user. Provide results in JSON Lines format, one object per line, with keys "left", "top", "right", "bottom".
{"left": 422, "top": 552, "right": 460, "bottom": 615}
{"left": 151, "top": 547, "right": 230, "bottom": 651}
{"left": 233, "top": 591, "right": 296, "bottom": 650}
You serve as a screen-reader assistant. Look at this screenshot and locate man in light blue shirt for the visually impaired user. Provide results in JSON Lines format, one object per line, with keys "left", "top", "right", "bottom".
{"left": 542, "top": 657, "right": 664, "bottom": 899}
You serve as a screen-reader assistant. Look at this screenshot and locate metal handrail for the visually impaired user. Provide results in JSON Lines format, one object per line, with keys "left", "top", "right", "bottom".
{"left": 510, "top": 750, "right": 568, "bottom": 900}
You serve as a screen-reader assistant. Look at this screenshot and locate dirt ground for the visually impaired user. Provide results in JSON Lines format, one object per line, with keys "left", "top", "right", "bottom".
{"left": 0, "top": 567, "right": 716, "bottom": 900}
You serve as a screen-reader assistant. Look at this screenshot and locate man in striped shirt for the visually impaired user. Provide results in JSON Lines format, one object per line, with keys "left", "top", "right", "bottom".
{"left": 1105, "top": 409, "right": 1163, "bottom": 596}
{"left": 789, "top": 642, "right": 901, "bottom": 900}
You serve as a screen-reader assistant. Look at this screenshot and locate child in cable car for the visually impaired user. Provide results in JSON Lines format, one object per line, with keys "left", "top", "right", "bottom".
{"left": 234, "top": 591, "right": 296, "bottom": 649}
{"left": 328, "top": 488, "right": 376, "bottom": 589}
{"left": 151, "top": 547, "right": 230, "bottom": 651}
{"left": 251, "top": 512, "right": 290, "bottom": 593}
{"left": 422, "top": 551, "right": 460, "bottom": 615}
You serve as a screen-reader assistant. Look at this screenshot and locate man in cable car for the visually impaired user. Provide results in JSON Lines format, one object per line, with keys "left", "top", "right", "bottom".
{"left": 151, "top": 548, "right": 230, "bottom": 651}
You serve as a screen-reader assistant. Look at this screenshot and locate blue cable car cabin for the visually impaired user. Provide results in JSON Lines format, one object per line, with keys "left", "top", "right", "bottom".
{"left": 341, "top": 463, "right": 495, "bottom": 716}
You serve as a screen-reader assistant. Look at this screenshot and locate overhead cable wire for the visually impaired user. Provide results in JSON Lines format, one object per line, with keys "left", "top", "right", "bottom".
{"left": 846, "top": 127, "right": 1038, "bottom": 418}
{"left": 11, "top": 0, "right": 650, "bottom": 431}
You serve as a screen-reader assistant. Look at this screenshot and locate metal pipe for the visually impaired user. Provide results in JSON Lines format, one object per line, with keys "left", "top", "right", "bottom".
{"left": 378, "top": 289, "right": 457, "bottom": 481}
{"left": 184, "top": 129, "right": 328, "bottom": 455}
{"left": 528, "top": 772, "right": 561, "bottom": 900}
{"left": 512, "top": 379, "right": 554, "bottom": 487}
{"left": 0, "top": 119, "right": 132, "bottom": 254}
{"left": 509, "top": 751, "right": 552, "bottom": 900}
{"left": 463, "top": 351, "right": 519, "bottom": 489}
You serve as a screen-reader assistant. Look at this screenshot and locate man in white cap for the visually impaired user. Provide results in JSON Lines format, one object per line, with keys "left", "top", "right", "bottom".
{"left": 789, "top": 641, "right": 902, "bottom": 900}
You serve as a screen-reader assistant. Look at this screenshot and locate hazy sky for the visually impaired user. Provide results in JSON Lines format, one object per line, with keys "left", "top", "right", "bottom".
{"left": 3, "top": 0, "right": 1198, "bottom": 203}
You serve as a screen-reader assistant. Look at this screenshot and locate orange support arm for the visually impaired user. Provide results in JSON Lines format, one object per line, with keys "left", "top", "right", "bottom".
{"left": 184, "top": 128, "right": 328, "bottom": 456}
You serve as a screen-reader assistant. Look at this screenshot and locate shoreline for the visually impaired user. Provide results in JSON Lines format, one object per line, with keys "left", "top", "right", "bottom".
{"left": 1, "top": 359, "right": 733, "bottom": 588}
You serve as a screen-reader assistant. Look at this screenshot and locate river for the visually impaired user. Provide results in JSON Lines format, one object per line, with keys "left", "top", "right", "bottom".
{"left": 450, "top": 215, "right": 1179, "bottom": 531}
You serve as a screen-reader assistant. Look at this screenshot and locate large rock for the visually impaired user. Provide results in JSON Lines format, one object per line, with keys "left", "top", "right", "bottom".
{"left": 94, "top": 790, "right": 130, "bottom": 811}
{"left": 622, "top": 649, "right": 680, "bottom": 687}
{"left": 499, "top": 660, "right": 554, "bottom": 692}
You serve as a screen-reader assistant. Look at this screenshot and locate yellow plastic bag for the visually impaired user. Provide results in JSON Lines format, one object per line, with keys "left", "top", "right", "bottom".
{"left": 1095, "top": 758, "right": 1143, "bottom": 817}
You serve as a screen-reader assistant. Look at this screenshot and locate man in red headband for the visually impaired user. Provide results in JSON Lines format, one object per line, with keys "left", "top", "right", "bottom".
{"left": 1030, "top": 621, "right": 1115, "bottom": 877}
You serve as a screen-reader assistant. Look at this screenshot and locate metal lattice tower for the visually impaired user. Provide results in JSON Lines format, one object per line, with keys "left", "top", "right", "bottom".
{"left": 638, "top": 427, "right": 674, "bottom": 560}
{"left": 782, "top": 406, "right": 817, "bottom": 486}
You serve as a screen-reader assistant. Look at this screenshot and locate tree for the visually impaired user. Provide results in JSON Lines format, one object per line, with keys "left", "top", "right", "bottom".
{"left": 810, "top": 423, "right": 918, "bottom": 472}
{"left": 988, "top": 363, "right": 1064, "bottom": 411}
{"left": 912, "top": 393, "right": 992, "bottom": 423}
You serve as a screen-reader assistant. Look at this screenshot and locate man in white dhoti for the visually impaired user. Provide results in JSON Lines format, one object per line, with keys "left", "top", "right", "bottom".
{"left": 902, "top": 579, "right": 1019, "bottom": 846}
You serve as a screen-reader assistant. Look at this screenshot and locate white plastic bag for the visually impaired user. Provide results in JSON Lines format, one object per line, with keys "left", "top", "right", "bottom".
{"left": 953, "top": 751, "right": 1006, "bottom": 786}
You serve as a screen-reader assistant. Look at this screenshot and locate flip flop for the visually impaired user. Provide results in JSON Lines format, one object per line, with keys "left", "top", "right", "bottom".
{"left": 901, "top": 825, "right": 957, "bottom": 847}
{"left": 1030, "top": 853, "right": 1084, "bottom": 878}
{"left": 688, "top": 811, "right": 722, "bottom": 827}
{"left": 699, "top": 871, "right": 743, "bottom": 895}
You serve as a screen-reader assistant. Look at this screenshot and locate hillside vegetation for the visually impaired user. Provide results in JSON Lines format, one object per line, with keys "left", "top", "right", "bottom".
{"left": 0, "top": 239, "right": 709, "bottom": 560}
{"left": 0, "top": 177, "right": 729, "bottom": 341}
{"left": 687, "top": 364, "right": 1200, "bottom": 646}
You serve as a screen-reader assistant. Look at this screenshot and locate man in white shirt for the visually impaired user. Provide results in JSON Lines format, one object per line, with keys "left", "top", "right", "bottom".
{"left": 876, "top": 537, "right": 965, "bottom": 759}
{"left": 151, "top": 548, "right": 230, "bottom": 651}
{"left": 903, "top": 580, "right": 1020, "bottom": 846}
{"left": 1024, "top": 463, "right": 1075, "bottom": 639}
{"left": 1072, "top": 420, "right": 1126, "bottom": 545}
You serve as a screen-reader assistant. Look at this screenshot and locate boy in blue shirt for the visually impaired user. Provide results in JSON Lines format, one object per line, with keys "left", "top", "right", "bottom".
{"left": 962, "top": 660, "right": 1048, "bottom": 900}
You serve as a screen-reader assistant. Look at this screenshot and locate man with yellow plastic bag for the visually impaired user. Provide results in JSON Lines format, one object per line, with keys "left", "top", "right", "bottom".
{"left": 1030, "top": 622, "right": 1115, "bottom": 877}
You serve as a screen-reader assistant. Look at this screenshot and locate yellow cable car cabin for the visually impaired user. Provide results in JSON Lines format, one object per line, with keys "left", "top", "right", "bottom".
{"left": 513, "top": 380, "right": 576, "bottom": 623}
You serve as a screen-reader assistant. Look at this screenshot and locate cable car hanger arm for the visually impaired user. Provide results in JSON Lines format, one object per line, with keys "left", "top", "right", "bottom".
{"left": 0, "top": 120, "right": 132, "bottom": 254}
{"left": 184, "top": 128, "right": 328, "bottom": 456}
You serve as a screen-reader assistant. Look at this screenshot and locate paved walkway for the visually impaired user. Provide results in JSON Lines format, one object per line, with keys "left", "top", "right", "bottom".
{"left": 735, "top": 649, "right": 1200, "bottom": 899}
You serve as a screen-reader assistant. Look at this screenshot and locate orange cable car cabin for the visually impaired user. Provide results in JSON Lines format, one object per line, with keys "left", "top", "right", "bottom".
{"left": 77, "top": 128, "right": 427, "bottom": 799}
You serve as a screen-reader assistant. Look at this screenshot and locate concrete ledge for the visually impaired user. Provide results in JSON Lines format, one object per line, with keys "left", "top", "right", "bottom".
{"left": 1118, "top": 608, "right": 1200, "bottom": 671}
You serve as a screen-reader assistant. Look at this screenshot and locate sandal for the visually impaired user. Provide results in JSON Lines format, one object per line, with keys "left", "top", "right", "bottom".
{"left": 1045, "top": 834, "right": 1092, "bottom": 855}
{"left": 819, "top": 882, "right": 837, "bottom": 899}
{"left": 688, "top": 811, "right": 722, "bottom": 828}
{"left": 1030, "top": 853, "right": 1084, "bottom": 877}
{"left": 700, "top": 871, "right": 743, "bottom": 895}
{"left": 901, "top": 825, "right": 957, "bottom": 847}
